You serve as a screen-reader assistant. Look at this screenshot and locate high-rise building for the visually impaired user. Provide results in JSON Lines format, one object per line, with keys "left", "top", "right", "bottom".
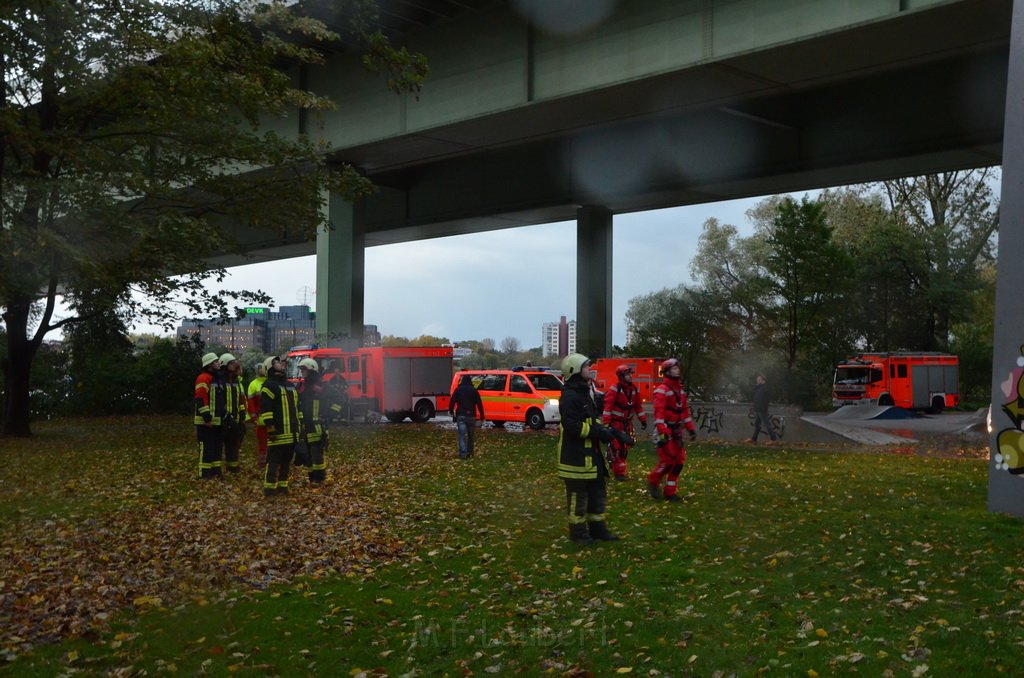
{"left": 541, "top": 316, "right": 576, "bottom": 358}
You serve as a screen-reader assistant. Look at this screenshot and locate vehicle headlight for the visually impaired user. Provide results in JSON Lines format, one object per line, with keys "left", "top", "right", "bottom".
{"left": 548, "top": 399, "right": 559, "bottom": 407}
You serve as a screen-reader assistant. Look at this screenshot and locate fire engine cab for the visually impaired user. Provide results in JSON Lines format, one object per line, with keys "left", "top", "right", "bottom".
{"left": 832, "top": 352, "right": 960, "bottom": 413}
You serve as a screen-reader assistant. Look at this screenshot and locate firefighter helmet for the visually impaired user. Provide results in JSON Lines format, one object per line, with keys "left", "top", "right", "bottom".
{"left": 261, "top": 356, "right": 277, "bottom": 373}
{"left": 561, "top": 353, "right": 591, "bottom": 379}
{"left": 219, "top": 352, "right": 237, "bottom": 364}
{"left": 660, "top": 358, "right": 680, "bottom": 376}
{"left": 298, "top": 357, "right": 319, "bottom": 372}
{"left": 201, "top": 352, "right": 219, "bottom": 368}
{"left": 615, "top": 364, "right": 633, "bottom": 377}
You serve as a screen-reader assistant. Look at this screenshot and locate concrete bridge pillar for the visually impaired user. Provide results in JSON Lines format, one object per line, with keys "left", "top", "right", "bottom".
{"left": 989, "top": 0, "right": 1024, "bottom": 516}
{"left": 315, "top": 192, "right": 365, "bottom": 346}
{"left": 576, "top": 205, "right": 613, "bottom": 359}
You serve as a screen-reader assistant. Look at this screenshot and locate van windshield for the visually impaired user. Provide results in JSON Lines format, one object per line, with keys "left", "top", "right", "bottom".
{"left": 529, "top": 373, "right": 564, "bottom": 391}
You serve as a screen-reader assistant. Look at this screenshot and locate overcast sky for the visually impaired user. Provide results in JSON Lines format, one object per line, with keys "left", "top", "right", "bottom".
{"left": 133, "top": 195, "right": 778, "bottom": 349}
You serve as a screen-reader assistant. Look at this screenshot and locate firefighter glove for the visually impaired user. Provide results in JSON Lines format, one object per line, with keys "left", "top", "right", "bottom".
{"left": 657, "top": 433, "right": 669, "bottom": 448}
{"left": 613, "top": 428, "right": 635, "bottom": 448}
{"left": 201, "top": 412, "right": 212, "bottom": 424}
{"left": 592, "top": 424, "right": 615, "bottom": 444}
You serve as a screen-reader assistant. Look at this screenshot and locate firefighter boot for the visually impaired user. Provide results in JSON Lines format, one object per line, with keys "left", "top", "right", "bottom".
{"left": 568, "top": 523, "right": 595, "bottom": 546}
{"left": 588, "top": 521, "right": 621, "bottom": 542}
{"left": 647, "top": 482, "right": 662, "bottom": 500}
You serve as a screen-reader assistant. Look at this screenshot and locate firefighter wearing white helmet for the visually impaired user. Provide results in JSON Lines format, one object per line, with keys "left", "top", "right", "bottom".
{"left": 258, "top": 356, "right": 303, "bottom": 496}
{"left": 218, "top": 353, "right": 247, "bottom": 474}
{"left": 296, "top": 356, "right": 340, "bottom": 484}
{"left": 647, "top": 358, "right": 697, "bottom": 502}
{"left": 194, "top": 352, "right": 225, "bottom": 479}
{"left": 556, "top": 353, "right": 632, "bottom": 545}
{"left": 602, "top": 364, "right": 648, "bottom": 482}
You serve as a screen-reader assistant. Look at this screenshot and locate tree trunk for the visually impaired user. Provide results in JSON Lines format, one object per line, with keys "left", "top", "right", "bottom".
{"left": 1, "top": 302, "right": 39, "bottom": 437}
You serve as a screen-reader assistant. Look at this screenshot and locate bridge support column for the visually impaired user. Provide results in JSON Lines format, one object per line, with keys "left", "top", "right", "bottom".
{"left": 575, "top": 205, "right": 613, "bottom": 359}
{"left": 989, "top": 0, "right": 1024, "bottom": 516}
{"left": 315, "top": 192, "right": 365, "bottom": 347}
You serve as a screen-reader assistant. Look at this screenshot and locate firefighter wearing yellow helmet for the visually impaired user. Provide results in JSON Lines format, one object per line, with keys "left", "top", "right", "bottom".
{"left": 246, "top": 359, "right": 270, "bottom": 466}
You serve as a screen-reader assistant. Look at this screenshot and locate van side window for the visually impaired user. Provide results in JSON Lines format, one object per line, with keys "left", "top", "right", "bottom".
{"left": 510, "top": 375, "right": 531, "bottom": 393}
{"left": 897, "top": 364, "right": 907, "bottom": 378}
{"left": 478, "top": 374, "right": 507, "bottom": 391}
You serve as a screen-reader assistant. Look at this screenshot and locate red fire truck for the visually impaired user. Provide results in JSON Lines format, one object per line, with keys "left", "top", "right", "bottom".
{"left": 286, "top": 345, "right": 453, "bottom": 423}
{"left": 832, "top": 352, "right": 960, "bottom": 413}
{"left": 592, "top": 357, "right": 662, "bottom": 404}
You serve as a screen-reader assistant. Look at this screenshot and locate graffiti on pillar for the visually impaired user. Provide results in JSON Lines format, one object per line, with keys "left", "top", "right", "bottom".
{"left": 994, "top": 345, "right": 1024, "bottom": 475}
{"left": 694, "top": 406, "right": 724, "bottom": 434}
{"left": 748, "top": 408, "right": 786, "bottom": 440}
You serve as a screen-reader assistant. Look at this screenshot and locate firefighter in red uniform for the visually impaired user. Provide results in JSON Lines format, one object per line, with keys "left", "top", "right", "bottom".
{"left": 602, "top": 364, "right": 648, "bottom": 481}
{"left": 647, "top": 358, "right": 697, "bottom": 502}
{"left": 194, "top": 352, "right": 225, "bottom": 479}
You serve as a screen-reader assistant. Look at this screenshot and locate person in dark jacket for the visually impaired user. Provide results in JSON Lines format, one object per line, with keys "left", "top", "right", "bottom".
{"left": 219, "top": 353, "right": 247, "bottom": 474}
{"left": 258, "top": 356, "right": 302, "bottom": 496}
{"left": 557, "top": 353, "right": 632, "bottom": 545}
{"left": 751, "top": 374, "right": 778, "bottom": 443}
{"left": 449, "top": 374, "right": 485, "bottom": 459}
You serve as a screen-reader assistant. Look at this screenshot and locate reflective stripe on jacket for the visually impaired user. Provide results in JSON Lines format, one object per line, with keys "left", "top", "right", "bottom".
{"left": 653, "top": 378, "right": 696, "bottom": 437}
{"left": 259, "top": 376, "right": 302, "bottom": 447}
{"left": 602, "top": 381, "right": 647, "bottom": 425}
{"left": 194, "top": 370, "right": 224, "bottom": 426}
{"left": 557, "top": 376, "right": 606, "bottom": 481}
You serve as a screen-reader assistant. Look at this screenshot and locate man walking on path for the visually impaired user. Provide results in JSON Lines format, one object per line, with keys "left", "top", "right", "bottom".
{"left": 751, "top": 374, "right": 778, "bottom": 443}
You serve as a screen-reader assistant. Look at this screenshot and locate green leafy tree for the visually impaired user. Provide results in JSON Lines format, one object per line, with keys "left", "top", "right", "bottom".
{"left": 763, "top": 197, "right": 852, "bottom": 392}
{"left": 133, "top": 334, "right": 206, "bottom": 414}
{"left": 879, "top": 170, "right": 999, "bottom": 350}
{"left": 624, "top": 284, "right": 736, "bottom": 397}
{"left": 949, "top": 262, "right": 996, "bottom": 403}
{"left": 825, "top": 188, "right": 930, "bottom": 351}
{"left": 0, "top": 0, "right": 427, "bottom": 435}
{"left": 689, "top": 217, "right": 773, "bottom": 343}
{"left": 61, "top": 289, "right": 138, "bottom": 416}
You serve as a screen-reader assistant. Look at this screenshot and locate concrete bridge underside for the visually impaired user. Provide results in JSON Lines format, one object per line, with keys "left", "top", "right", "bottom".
{"left": 212, "top": 0, "right": 1012, "bottom": 357}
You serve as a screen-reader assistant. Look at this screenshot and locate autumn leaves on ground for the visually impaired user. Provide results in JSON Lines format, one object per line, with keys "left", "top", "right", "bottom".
{"left": 1, "top": 417, "right": 1021, "bottom": 676}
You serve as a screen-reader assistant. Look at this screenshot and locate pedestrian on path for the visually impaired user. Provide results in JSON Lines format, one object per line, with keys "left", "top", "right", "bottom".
{"left": 751, "top": 374, "right": 778, "bottom": 443}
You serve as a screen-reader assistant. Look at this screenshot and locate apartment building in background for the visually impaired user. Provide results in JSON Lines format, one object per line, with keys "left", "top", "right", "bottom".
{"left": 541, "top": 316, "right": 576, "bottom": 358}
{"left": 177, "top": 305, "right": 381, "bottom": 353}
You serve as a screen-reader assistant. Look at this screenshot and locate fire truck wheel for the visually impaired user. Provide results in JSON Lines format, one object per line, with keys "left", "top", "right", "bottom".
{"left": 878, "top": 394, "right": 895, "bottom": 407}
{"left": 525, "top": 408, "right": 545, "bottom": 430}
{"left": 412, "top": 399, "right": 435, "bottom": 423}
{"left": 385, "top": 412, "right": 408, "bottom": 423}
{"left": 929, "top": 396, "right": 945, "bottom": 415}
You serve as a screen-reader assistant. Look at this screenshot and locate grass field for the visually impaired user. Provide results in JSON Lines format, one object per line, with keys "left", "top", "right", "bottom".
{"left": 0, "top": 416, "right": 1021, "bottom": 676}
